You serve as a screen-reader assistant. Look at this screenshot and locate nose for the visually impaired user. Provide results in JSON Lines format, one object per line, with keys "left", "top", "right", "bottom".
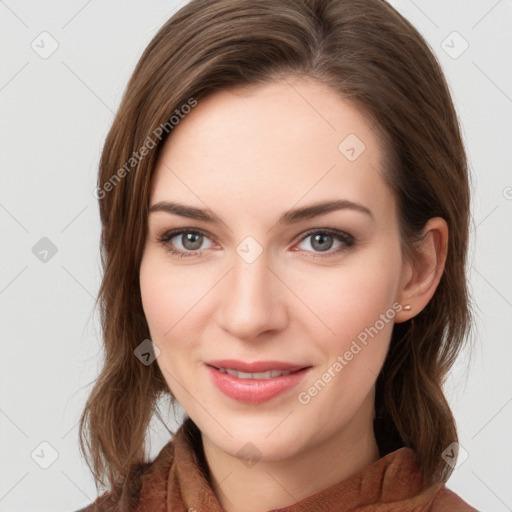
{"left": 215, "top": 250, "right": 288, "bottom": 341}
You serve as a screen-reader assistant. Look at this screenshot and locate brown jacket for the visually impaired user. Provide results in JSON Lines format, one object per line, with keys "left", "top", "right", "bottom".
{"left": 77, "top": 418, "right": 477, "bottom": 511}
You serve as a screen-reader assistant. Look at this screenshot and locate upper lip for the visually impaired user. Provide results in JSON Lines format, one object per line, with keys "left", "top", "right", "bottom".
{"left": 206, "top": 359, "right": 310, "bottom": 373}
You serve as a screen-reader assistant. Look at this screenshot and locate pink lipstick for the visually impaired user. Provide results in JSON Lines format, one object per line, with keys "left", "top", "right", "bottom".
{"left": 205, "top": 359, "right": 311, "bottom": 404}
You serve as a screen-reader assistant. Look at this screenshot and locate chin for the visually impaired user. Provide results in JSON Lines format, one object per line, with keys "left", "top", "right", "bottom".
{"left": 197, "top": 409, "right": 332, "bottom": 463}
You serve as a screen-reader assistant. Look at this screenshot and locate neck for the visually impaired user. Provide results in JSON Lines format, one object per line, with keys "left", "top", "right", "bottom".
{"left": 201, "top": 401, "right": 381, "bottom": 512}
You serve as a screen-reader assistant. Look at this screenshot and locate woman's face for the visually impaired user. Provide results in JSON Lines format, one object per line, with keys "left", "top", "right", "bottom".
{"left": 139, "top": 76, "right": 411, "bottom": 462}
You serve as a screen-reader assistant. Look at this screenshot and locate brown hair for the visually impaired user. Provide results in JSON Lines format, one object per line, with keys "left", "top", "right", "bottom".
{"left": 79, "top": 0, "right": 473, "bottom": 505}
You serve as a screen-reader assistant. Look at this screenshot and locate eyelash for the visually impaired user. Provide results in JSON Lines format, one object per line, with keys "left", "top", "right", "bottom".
{"left": 156, "top": 227, "right": 356, "bottom": 259}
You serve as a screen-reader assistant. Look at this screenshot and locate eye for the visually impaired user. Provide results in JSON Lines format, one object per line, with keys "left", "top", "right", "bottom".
{"left": 156, "top": 227, "right": 355, "bottom": 259}
{"left": 294, "top": 228, "right": 355, "bottom": 258}
{"left": 157, "top": 229, "right": 214, "bottom": 257}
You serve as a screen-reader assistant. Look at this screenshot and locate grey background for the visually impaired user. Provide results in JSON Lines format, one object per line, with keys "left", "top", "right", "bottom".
{"left": 1, "top": 1, "right": 511, "bottom": 511}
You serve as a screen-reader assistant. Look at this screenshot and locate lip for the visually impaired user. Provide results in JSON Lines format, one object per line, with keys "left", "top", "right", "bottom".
{"left": 205, "top": 360, "right": 312, "bottom": 404}
{"left": 205, "top": 359, "right": 308, "bottom": 373}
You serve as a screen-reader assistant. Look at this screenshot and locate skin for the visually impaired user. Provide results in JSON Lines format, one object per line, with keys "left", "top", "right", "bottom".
{"left": 139, "top": 75, "right": 448, "bottom": 512}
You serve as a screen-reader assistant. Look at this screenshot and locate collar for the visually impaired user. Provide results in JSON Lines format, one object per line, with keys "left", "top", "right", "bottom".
{"left": 134, "top": 417, "right": 445, "bottom": 512}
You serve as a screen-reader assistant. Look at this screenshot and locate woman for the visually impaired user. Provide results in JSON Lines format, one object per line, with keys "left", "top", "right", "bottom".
{"left": 78, "top": 0, "right": 477, "bottom": 510}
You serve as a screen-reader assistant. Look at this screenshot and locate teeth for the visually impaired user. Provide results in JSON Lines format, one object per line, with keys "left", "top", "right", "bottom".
{"left": 218, "top": 368, "right": 292, "bottom": 379}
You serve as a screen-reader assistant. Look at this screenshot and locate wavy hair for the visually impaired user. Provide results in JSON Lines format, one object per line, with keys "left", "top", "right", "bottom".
{"left": 79, "top": 0, "right": 473, "bottom": 506}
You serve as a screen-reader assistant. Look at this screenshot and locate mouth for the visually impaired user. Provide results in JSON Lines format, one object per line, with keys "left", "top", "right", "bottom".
{"left": 205, "top": 359, "right": 312, "bottom": 404}
{"left": 215, "top": 368, "right": 296, "bottom": 379}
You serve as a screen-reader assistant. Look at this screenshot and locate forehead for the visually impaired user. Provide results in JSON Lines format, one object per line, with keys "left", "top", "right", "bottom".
{"left": 150, "top": 77, "right": 392, "bottom": 222}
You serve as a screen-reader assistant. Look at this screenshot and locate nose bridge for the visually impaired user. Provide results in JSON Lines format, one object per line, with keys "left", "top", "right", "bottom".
{"left": 217, "top": 247, "right": 285, "bottom": 339}
{"left": 232, "top": 250, "right": 270, "bottom": 298}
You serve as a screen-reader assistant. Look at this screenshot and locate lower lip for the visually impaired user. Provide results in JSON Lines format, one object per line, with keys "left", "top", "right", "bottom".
{"left": 205, "top": 365, "right": 311, "bottom": 404}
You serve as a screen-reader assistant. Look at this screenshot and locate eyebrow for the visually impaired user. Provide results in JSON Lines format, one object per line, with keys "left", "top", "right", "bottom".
{"left": 149, "top": 199, "right": 373, "bottom": 225}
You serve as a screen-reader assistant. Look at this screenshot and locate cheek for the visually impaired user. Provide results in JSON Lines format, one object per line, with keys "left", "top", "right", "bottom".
{"left": 139, "top": 253, "right": 207, "bottom": 397}
{"left": 299, "top": 258, "right": 400, "bottom": 342}
{"left": 295, "top": 268, "right": 399, "bottom": 418}
{"left": 293, "top": 244, "right": 402, "bottom": 388}
{"left": 139, "top": 260, "right": 173, "bottom": 337}
{"left": 139, "top": 252, "right": 209, "bottom": 339}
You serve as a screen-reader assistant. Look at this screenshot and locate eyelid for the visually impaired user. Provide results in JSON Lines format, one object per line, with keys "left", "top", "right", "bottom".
{"left": 293, "top": 227, "right": 354, "bottom": 245}
{"left": 157, "top": 228, "right": 216, "bottom": 257}
{"left": 157, "top": 226, "right": 355, "bottom": 258}
{"left": 292, "top": 228, "right": 355, "bottom": 258}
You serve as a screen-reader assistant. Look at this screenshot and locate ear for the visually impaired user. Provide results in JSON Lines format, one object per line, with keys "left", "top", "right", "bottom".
{"left": 394, "top": 217, "right": 448, "bottom": 323}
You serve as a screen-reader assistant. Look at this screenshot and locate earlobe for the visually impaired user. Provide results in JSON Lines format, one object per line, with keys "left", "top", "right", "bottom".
{"left": 394, "top": 217, "right": 448, "bottom": 323}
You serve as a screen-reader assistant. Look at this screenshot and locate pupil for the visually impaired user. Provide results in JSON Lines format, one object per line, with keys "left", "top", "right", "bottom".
{"left": 312, "top": 233, "right": 333, "bottom": 252}
{"left": 183, "top": 233, "right": 202, "bottom": 250}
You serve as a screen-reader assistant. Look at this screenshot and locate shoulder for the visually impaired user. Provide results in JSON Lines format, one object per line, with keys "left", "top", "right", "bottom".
{"left": 73, "top": 439, "right": 176, "bottom": 512}
{"left": 430, "top": 485, "right": 479, "bottom": 511}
